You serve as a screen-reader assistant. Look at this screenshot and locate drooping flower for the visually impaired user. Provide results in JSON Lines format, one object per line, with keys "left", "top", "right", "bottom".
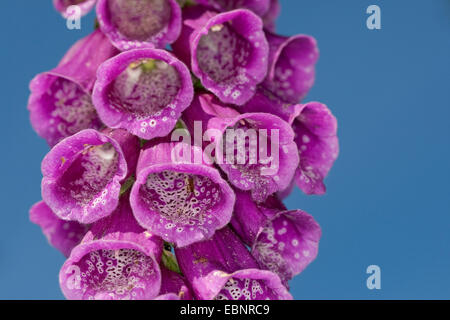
{"left": 175, "top": 226, "right": 292, "bottom": 300}
{"left": 262, "top": 32, "right": 319, "bottom": 104}
{"left": 129, "top": 140, "right": 235, "bottom": 247}
{"left": 41, "top": 128, "right": 140, "bottom": 224}
{"left": 59, "top": 196, "right": 163, "bottom": 300}
{"left": 155, "top": 266, "right": 193, "bottom": 300}
{"left": 194, "top": 0, "right": 271, "bottom": 16}
{"left": 172, "top": 7, "right": 269, "bottom": 105}
{"left": 29, "top": 201, "right": 89, "bottom": 257}
{"left": 28, "top": 30, "right": 118, "bottom": 146}
{"left": 230, "top": 189, "right": 321, "bottom": 285}
{"left": 96, "top": 0, "right": 182, "bottom": 50}
{"left": 92, "top": 48, "right": 193, "bottom": 140}
{"left": 183, "top": 93, "right": 299, "bottom": 202}
{"left": 290, "top": 102, "right": 339, "bottom": 195}
{"left": 53, "top": 0, "right": 97, "bottom": 18}
{"left": 242, "top": 91, "right": 339, "bottom": 195}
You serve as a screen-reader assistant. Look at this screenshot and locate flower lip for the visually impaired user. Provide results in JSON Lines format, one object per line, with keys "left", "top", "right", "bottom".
{"left": 92, "top": 48, "right": 193, "bottom": 140}
{"left": 96, "top": 0, "right": 182, "bottom": 51}
{"left": 59, "top": 239, "right": 161, "bottom": 300}
{"left": 53, "top": 0, "right": 97, "bottom": 18}
{"left": 41, "top": 129, "right": 128, "bottom": 224}
{"left": 190, "top": 9, "right": 269, "bottom": 105}
{"left": 130, "top": 162, "right": 235, "bottom": 248}
{"left": 214, "top": 112, "right": 299, "bottom": 202}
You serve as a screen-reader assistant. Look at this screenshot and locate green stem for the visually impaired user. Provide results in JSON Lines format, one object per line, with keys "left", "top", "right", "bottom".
{"left": 119, "top": 175, "right": 135, "bottom": 196}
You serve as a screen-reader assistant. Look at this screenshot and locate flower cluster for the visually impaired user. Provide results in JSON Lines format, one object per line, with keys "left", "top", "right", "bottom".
{"left": 28, "top": 0, "right": 339, "bottom": 300}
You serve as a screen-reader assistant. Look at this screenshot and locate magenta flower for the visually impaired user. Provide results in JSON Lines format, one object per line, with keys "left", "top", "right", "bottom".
{"left": 28, "top": 30, "right": 118, "bottom": 146}
{"left": 290, "top": 102, "right": 339, "bottom": 195}
{"left": 175, "top": 227, "right": 292, "bottom": 300}
{"left": 92, "top": 48, "right": 193, "bottom": 140}
{"left": 59, "top": 196, "right": 163, "bottom": 300}
{"left": 195, "top": 0, "right": 271, "bottom": 16}
{"left": 155, "top": 266, "right": 193, "bottom": 300}
{"left": 230, "top": 189, "right": 321, "bottom": 285}
{"left": 130, "top": 140, "right": 235, "bottom": 247}
{"left": 242, "top": 91, "right": 339, "bottom": 195}
{"left": 173, "top": 7, "right": 268, "bottom": 105}
{"left": 262, "top": 32, "right": 319, "bottom": 104}
{"left": 53, "top": 0, "right": 97, "bottom": 18}
{"left": 30, "top": 201, "right": 89, "bottom": 257}
{"left": 183, "top": 93, "right": 299, "bottom": 202}
{"left": 41, "top": 128, "right": 140, "bottom": 224}
{"left": 96, "top": 0, "right": 181, "bottom": 51}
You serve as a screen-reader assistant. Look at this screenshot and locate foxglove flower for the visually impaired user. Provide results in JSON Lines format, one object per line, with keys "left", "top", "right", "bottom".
{"left": 41, "top": 128, "right": 140, "bottom": 224}
{"left": 183, "top": 93, "right": 299, "bottom": 202}
{"left": 242, "top": 91, "right": 339, "bottom": 195}
{"left": 290, "top": 102, "right": 339, "bottom": 195}
{"left": 262, "top": 32, "right": 319, "bottom": 104}
{"left": 53, "top": 0, "right": 97, "bottom": 18}
{"left": 230, "top": 189, "right": 321, "bottom": 285}
{"left": 130, "top": 140, "right": 235, "bottom": 247}
{"left": 30, "top": 201, "right": 89, "bottom": 257}
{"left": 96, "top": 0, "right": 182, "bottom": 51}
{"left": 195, "top": 0, "right": 271, "bottom": 16}
{"left": 92, "top": 48, "right": 193, "bottom": 140}
{"left": 28, "top": 30, "right": 118, "bottom": 146}
{"left": 172, "top": 7, "right": 269, "bottom": 105}
{"left": 155, "top": 266, "right": 193, "bottom": 300}
{"left": 175, "top": 226, "right": 292, "bottom": 300}
{"left": 59, "top": 196, "right": 163, "bottom": 300}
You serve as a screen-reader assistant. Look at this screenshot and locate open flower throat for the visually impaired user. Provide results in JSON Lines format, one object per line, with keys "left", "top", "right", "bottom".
{"left": 140, "top": 170, "right": 221, "bottom": 226}
{"left": 109, "top": 59, "right": 181, "bottom": 117}
{"left": 58, "top": 143, "right": 119, "bottom": 207}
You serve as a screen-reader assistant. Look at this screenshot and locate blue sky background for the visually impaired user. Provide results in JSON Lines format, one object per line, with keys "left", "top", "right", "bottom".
{"left": 0, "top": 0, "right": 449, "bottom": 299}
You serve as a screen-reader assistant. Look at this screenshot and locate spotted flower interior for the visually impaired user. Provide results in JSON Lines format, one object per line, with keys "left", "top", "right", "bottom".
{"left": 221, "top": 118, "right": 277, "bottom": 199}
{"left": 70, "top": 248, "right": 158, "bottom": 300}
{"left": 292, "top": 103, "right": 338, "bottom": 195}
{"left": 264, "top": 35, "right": 318, "bottom": 104}
{"left": 252, "top": 210, "right": 320, "bottom": 284}
{"left": 57, "top": 143, "right": 119, "bottom": 207}
{"left": 108, "top": 0, "right": 172, "bottom": 42}
{"left": 215, "top": 277, "right": 278, "bottom": 300}
{"left": 139, "top": 170, "right": 222, "bottom": 231}
{"left": 108, "top": 59, "right": 181, "bottom": 118}
{"left": 33, "top": 76, "right": 101, "bottom": 146}
{"left": 197, "top": 22, "right": 252, "bottom": 93}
